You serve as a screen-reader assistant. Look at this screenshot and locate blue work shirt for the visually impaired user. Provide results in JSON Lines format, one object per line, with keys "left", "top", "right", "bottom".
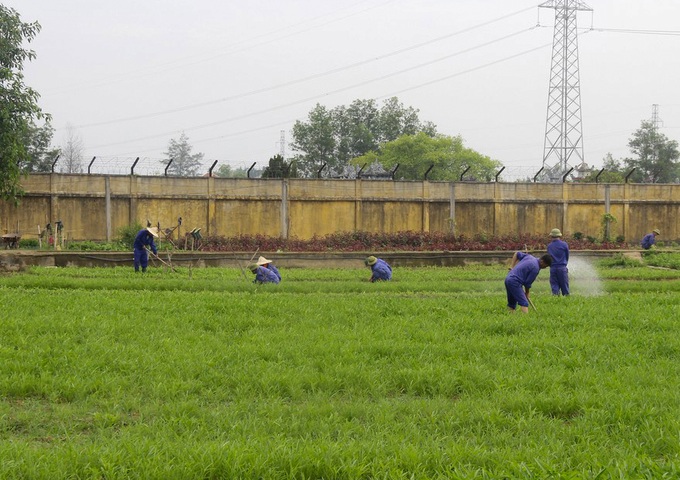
{"left": 266, "top": 264, "right": 281, "bottom": 281}
{"left": 641, "top": 233, "right": 656, "bottom": 249}
{"left": 506, "top": 252, "right": 540, "bottom": 289}
{"left": 133, "top": 229, "right": 157, "bottom": 255}
{"left": 254, "top": 266, "right": 280, "bottom": 284}
{"left": 370, "top": 258, "right": 392, "bottom": 282}
{"left": 547, "top": 238, "right": 569, "bottom": 268}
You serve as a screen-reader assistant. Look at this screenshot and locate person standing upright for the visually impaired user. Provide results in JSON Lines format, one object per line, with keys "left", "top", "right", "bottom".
{"left": 547, "top": 228, "right": 570, "bottom": 296}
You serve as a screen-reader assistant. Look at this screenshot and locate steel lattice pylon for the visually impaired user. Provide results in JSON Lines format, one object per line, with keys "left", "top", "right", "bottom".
{"left": 540, "top": 0, "right": 592, "bottom": 181}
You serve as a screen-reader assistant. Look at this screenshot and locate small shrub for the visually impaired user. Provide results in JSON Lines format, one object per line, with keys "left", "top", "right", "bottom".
{"left": 117, "top": 222, "right": 144, "bottom": 249}
{"left": 572, "top": 232, "right": 584, "bottom": 240}
{"left": 67, "top": 241, "right": 119, "bottom": 251}
{"left": 18, "top": 238, "right": 39, "bottom": 249}
{"left": 599, "top": 253, "right": 643, "bottom": 268}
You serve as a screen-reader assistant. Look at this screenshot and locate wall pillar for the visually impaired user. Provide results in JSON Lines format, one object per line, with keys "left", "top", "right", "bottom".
{"left": 129, "top": 177, "right": 137, "bottom": 224}
{"left": 493, "top": 182, "right": 499, "bottom": 236}
{"left": 449, "top": 182, "right": 456, "bottom": 235}
{"left": 281, "top": 179, "right": 289, "bottom": 239}
{"left": 562, "top": 183, "right": 569, "bottom": 234}
{"left": 623, "top": 183, "right": 630, "bottom": 242}
{"left": 207, "top": 176, "right": 216, "bottom": 236}
{"left": 105, "top": 176, "right": 111, "bottom": 242}
{"left": 49, "top": 173, "right": 57, "bottom": 226}
{"left": 604, "top": 184, "right": 611, "bottom": 240}
{"left": 355, "top": 179, "right": 362, "bottom": 232}
{"left": 422, "top": 180, "right": 430, "bottom": 233}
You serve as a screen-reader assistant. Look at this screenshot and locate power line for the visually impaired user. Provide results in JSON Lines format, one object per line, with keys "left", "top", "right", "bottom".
{"left": 89, "top": 27, "right": 541, "bottom": 151}
{"left": 43, "top": 0, "right": 395, "bottom": 96}
{"left": 588, "top": 27, "right": 680, "bottom": 36}
{"left": 70, "top": 5, "right": 536, "bottom": 130}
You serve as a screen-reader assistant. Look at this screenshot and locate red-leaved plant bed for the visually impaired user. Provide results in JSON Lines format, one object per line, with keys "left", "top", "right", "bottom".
{"left": 192, "top": 231, "right": 630, "bottom": 252}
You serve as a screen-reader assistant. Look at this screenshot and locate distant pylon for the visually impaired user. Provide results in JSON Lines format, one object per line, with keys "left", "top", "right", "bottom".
{"left": 279, "top": 130, "right": 286, "bottom": 158}
{"left": 651, "top": 104, "right": 662, "bottom": 131}
{"left": 650, "top": 104, "right": 662, "bottom": 169}
{"left": 540, "top": 0, "right": 592, "bottom": 181}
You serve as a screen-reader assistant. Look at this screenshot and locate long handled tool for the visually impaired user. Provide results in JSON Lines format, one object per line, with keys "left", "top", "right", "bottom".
{"left": 528, "top": 297, "right": 538, "bottom": 312}
{"left": 147, "top": 248, "right": 175, "bottom": 272}
{"left": 237, "top": 247, "right": 260, "bottom": 281}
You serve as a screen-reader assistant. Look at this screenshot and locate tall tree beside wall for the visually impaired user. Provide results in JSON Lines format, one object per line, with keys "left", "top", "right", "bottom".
{"left": 162, "top": 132, "right": 204, "bottom": 176}
{"left": 0, "top": 5, "right": 48, "bottom": 202}
{"left": 59, "top": 124, "right": 84, "bottom": 173}
{"left": 20, "top": 120, "right": 60, "bottom": 173}
{"left": 625, "top": 120, "right": 680, "bottom": 183}
{"left": 290, "top": 97, "right": 437, "bottom": 178}
{"left": 214, "top": 164, "right": 248, "bottom": 178}
{"left": 261, "top": 154, "right": 299, "bottom": 178}
{"left": 352, "top": 132, "right": 501, "bottom": 181}
{"left": 581, "top": 154, "right": 625, "bottom": 183}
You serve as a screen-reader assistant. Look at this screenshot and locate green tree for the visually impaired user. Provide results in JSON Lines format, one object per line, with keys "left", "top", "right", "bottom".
{"left": 20, "top": 120, "right": 60, "bottom": 173}
{"left": 579, "top": 154, "right": 625, "bottom": 183}
{"left": 214, "top": 164, "right": 248, "bottom": 178}
{"left": 162, "top": 132, "right": 204, "bottom": 176}
{"left": 377, "top": 96, "right": 437, "bottom": 142}
{"left": 261, "top": 154, "right": 298, "bottom": 178}
{"left": 0, "top": 5, "right": 48, "bottom": 202}
{"left": 352, "top": 132, "right": 501, "bottom": 181}
{"left": 291, "top": 97, "right": 437, "bottom": 178}
{"left": 291, "top": 104, "right": 336, "bottom": 177}
{"left": 624, "top": 120, "right": 680, "bottom": 183}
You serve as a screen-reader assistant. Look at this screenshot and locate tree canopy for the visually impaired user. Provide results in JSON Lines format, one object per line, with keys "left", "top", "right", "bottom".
{"left": 20, "top": 120, "right": 60, "bottom": 173}
{"left": 580, "top": 153, "right": 625, "bottom": 183}
{"left": 261, "top": 154, "right": 299, "bottom": 179}
{"left": 0, "top": 5, "right": 47, "bottom": 202}
{"left": 352, "top": 132, "right": 501, "bottom": 181}
{"left": 624, "top": 120, "right": 679, "bottom": 183}
{"left": 162, "top": 132, "right": 205, "bottom": 176}
{"left": 290, "top": 97, "right": 437, "bottom": 178}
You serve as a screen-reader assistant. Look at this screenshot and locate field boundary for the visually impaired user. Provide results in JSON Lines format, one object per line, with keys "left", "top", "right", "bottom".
{"left": 0, "top": 250, "right": 627, "bottom": 269}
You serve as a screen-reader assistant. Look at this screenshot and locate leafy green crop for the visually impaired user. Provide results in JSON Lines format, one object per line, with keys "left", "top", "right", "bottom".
{"left": 0, "top": 263, "right": 679, "bottom": 478}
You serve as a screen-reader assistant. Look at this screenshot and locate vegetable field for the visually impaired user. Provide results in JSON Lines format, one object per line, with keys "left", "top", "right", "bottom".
{"left": 1, "top": 256, "right": 680, "bottom": 479}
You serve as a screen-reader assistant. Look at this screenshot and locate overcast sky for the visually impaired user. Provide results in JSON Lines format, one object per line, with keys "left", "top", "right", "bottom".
{"left": 5, "top": 0, "right": 680, "bottom": 178}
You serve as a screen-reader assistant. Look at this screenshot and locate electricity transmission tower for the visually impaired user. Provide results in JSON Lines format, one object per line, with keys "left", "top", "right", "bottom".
{"left": 279, "top": 130, "right": 286, "bottom": 158}
{"left": 540, "top": 0, "right": 592, "bottom": 181}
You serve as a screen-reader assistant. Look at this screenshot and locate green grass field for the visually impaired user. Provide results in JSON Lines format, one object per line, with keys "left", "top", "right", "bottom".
{"left": 1, "top": 257, "right": 680, "bottom": 479}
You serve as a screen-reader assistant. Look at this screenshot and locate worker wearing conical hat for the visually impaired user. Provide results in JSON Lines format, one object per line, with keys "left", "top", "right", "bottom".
{"left": 256, "top": 256, "right": 281, "bottom": 282}
{"left": 133, "top": 227, "right": 158, "bottom": 273}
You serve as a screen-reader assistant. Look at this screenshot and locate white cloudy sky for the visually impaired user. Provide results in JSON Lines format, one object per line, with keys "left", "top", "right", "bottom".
{"left": 5, "top": 0, "right": 680, "bottom": 178}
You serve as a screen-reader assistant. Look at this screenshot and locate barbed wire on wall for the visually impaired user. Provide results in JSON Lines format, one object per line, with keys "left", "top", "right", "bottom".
{"left": 52, "top": 156, "right": 643, "bottom": 184}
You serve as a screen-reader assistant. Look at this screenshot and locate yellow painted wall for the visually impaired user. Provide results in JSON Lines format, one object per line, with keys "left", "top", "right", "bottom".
{"left": 1, "top": 174, "right": 679, "bottom": 243}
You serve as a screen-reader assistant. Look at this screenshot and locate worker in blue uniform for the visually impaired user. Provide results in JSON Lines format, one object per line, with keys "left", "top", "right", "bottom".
{"left": 256, "top": 256, "right": 281, "bottom": 282}
{"left": 133, "top": 227, "right": 158, "bottom": 272}
{"left": 248, "top": 263, "right": 280, "bottom": 284}
{"left": 365, "top": 255, "right": 392, "bottom": 282}
{"left": 641, "top": 229, "right": 660, "bottom": 249}
{"left": 505, "top": 251, "right": 551, "bottom": 313}
{"left": 547, "top": 228, "right": 570, "bottom": 296}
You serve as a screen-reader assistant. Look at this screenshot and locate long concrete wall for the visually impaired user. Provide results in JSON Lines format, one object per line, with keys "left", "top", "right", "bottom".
{"left": 1, "top": 173, "right": 678, "bottom": 243}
